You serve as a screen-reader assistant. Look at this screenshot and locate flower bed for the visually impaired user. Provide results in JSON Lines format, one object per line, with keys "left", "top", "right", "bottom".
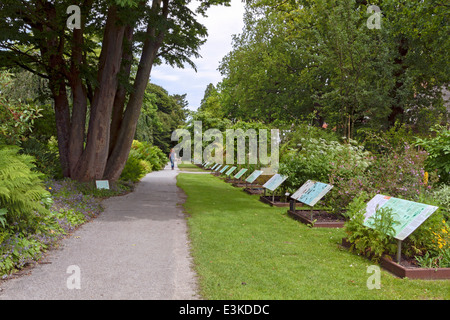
{"left": 259, "top": 195, "right": 290, "bottom": 207}
{"left": 288, "top": 209, "right": 346, "bottom": 228}
{"left": 341, "top": 238, "right": 450, "bottom": 279}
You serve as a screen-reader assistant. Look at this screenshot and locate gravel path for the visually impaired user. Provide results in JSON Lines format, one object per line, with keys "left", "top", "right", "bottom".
{"left": 0, "top": 165, "right": 200, "bottom": 300}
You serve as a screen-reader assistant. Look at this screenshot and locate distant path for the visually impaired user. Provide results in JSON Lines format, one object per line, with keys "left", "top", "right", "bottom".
{"left": 0, "top": 164, "right": 199, "bottom": 300}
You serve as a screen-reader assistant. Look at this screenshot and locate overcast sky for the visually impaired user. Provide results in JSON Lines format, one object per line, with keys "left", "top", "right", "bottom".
{"left": 150, "top": 0, "right": 246, "bottom": 111}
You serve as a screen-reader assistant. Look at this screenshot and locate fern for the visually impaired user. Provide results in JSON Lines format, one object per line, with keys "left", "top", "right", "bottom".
{"left": 0, "top": 145, "right": 50, "bottom": 229}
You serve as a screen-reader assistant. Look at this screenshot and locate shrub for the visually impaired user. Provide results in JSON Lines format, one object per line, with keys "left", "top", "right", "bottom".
{"left": 279, "top": 137, "right": 372, "bottom": 196}
{"left": 0, "top": 145, "right": 51, "bottom": 230}
{"left": 120, "top": 149, "right": 152, "bottom": 182}
{"left": 343, "top": 192, "right": 399, "bottom": 262}
{"left": 330, "top": 142, "right": 429, "bottom": 209}
{"left": 432, "top": 185, "right": 450, "bottom": 220}
{"left": 130, "top": 140, "right": 167, "bottom": 171}
{"left": 416, "top": 125, "right": 450, "bottom": 184}
{"left": 0, "top": 71, "right": 43, "bottom": 145}
{"left": 20, "top": 137, "right": 62, "bottom": 179}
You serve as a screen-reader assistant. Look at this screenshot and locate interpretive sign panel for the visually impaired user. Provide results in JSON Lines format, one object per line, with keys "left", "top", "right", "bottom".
{"left": 291, "top": 180, "right": 333, "bottom": 207}
{"left": 225, "top": 167, "right": 237, "bottom": 176}
{"left": 245, "top": 170, "right": 263, "bottom": 184}
{"left": 96, "top": 180, "right": 110, "bottom": 190}
{"left": 363, "top": 195, "right": 439, "bottom": 241}
{"left": 219, "top": 165, "right": 230, "bottom": 173}
{"left": 210, "top": 164, "right": 219, "bottom": 170}
{"left": 234, "top": 168, "right": 248, "bottom": 180}
{"left": 215, "top": 165, "right": 223, "bottom": 172}
{"left": 263, "top": 174, "right": 287, "bottom": 192}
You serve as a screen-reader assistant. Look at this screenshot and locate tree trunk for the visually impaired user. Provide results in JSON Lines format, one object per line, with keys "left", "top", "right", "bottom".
{"left": 109, "top": 24, "right": 135, "bottom": 156}
{"left": 104, "top": 0, "right": 169, "bottom": 181}
{"left": 68, "top": 27, "right": 88, "bottom": 176}
{"left": 389, "top": 37, "right": 408, "bottom": 126}
{"left": 51, "top": 83, "right": 71, "bottom": 177}
{"left": 70, "top": 5, "right": 126, "bottom": 181}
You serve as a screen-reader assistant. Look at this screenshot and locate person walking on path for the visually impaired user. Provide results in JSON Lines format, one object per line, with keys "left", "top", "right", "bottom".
{"left": 169, "top": 148, "right": 176, "bottom": 170}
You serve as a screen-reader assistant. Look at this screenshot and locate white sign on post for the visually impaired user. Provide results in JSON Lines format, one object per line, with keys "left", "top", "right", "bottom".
{"left": 363, "top": 195, "right": 439, "bottom": 241}
{"left": 291, "top": 180, "right": 333, "bottom": 207}
{"left": 96, "top": 180, "right": 110, "bottom": 190}
{"left": 263, "top": 174, "right": 287, "bottom": 192}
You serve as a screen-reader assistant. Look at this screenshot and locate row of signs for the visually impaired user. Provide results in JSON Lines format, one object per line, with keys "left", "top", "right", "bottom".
{"left": 201, "top": 161, "right": 439, "bottom": 242}
{"left": 202, "top": 161, "right": 331, "bottom": 206}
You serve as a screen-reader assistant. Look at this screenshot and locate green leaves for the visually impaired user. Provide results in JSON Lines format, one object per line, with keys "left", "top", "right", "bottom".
{"left": 416, "top": 125, "right": 450, "bottom": 184}
{"left": 0, "top": 208, "right": 7, "bottom": 228}
{"left": 0, "top": 71, "right": 44, "bottom": 145}
{"left": 0, "top": 145, "right": 50, "bottom": 228}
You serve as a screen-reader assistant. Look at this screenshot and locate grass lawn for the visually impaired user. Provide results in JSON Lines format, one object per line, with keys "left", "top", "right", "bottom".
{"left": 177, "top": 163, "right": 206, "bottom": 172}
{"left": 177, "top": 173, "right": 450, "bottom": 300}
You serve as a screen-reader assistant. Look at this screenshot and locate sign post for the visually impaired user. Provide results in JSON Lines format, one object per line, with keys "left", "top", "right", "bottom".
{"left": 234, "top": 168, "right": 248, "bottom": 180}
{"left": 262, "top": 174, "right": 288, "bottom": 203}
{"left": 96, "top": 180, "right": 110, "bottom": 190}
{"left": 290, "top": 180, "right": 333, "bottom": 221}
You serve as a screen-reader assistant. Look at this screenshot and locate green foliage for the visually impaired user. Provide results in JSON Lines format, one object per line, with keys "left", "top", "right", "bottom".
{"left": 0, "top": 208, "right": 7, "bottom": 228}
{"left": 344, "top": 193, "right": 399, "bottom": 262}
{"left": 416, "top": 125, "right": 450, "bottom": 184}
{"left": 136, "top": 84, "right": 188, "bottom": 154}
{"left": 56, "top": 208, "right": 86, "bottom": 229}
{"left": 131, "top": 140, "right": 167, "bottom": 171}
{"left": 216, "top": 0, "right": 449, "bottom": 134}
{"left": 0, "top": 145, "right": 50, "bottom": 229}
{"left": 0, "top": 71, "right": 43, "bottom": 145}
{"left": 432, "top": 185, "right": 450, "bottom": 220}
{"left": 279, "top": 136, "right": 371, "bottom": 195}
{"left": 0, "top": 230, "right": 47, "bottom": 275}
{"left": 19, "top": 137, "right": 62, "bottom": 179}
{"left": 330, "top": 139, "right": 429, "bottom": 209}
{"left": 120, "top": 150, "right": 152, "bottom": 183}
{"left": 415, "top": 248, "right": 450, "bottom": 269}
{"left": 119, "top": 139, "right": 168, "bottom": 182}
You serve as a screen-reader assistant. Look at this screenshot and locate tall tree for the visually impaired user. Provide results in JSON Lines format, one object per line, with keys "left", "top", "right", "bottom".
{"left": 0, "top": 0, "right": 233, "bottom": 181}
{"left": 219, "top": 0, "right": 449, "bottom": 135}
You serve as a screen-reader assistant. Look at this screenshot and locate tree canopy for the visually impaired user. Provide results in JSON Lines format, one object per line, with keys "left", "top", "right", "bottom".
{"left": 217, "top": 0, "right": 449, "bottom": 137}
{"left": 0, "top": 0, "right": 234, "bottom": 181}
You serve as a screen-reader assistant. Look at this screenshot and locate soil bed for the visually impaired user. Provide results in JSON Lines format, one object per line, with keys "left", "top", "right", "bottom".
{"left": 260, "top": 195, "right": 290, "bottom": 207}
{"left": 340, "top": 238, "right": 450, "bottom": 279}
{"left": 288, "top": 209, "right": 346, "bottom": 228}
{"left": 244, "top": 187, "right": 264, "bottom": 195}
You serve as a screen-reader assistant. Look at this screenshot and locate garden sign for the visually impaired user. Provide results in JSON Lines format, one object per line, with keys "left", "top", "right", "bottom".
{"left": 245, "top": 170, "right": 263, "bottom": 184}
{"left": 291, "top": 180, "right": 333, "bottom": 207}
{"left": 363, "top": 195, "right": 439, "bottom": 241}
{"left": 234, "top": 168, "right": 248, "bottom": 179}
{"left": 263, "top": 174, "right": 288, "bottom": 192}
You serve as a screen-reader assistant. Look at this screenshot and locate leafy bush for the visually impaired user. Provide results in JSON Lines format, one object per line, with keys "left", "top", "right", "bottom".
{"left": 416, "top": 125, "right": 450, "bottom": 184}
{"left": 343, "top": 192, "right": 398, "bottom": 262}
{"left": 130, "top": 140, "right": 167, "bottom": 171}
{"left": 0, "top": 71, "right": 43, "bottom": 145}
{"left": 20, "top": 137, "right": 62, "bottom": 179}
{"left": 279, "top": 137, "right": 371, "bottom": 196}
{"left": 120, "top": 149, "right": 152, "bottom": 182}
{"left": 0, "top": 145, "right": 51, "bottom": 229}
{"left": 330, "top": 142, "right": 428, "bottom": 209}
